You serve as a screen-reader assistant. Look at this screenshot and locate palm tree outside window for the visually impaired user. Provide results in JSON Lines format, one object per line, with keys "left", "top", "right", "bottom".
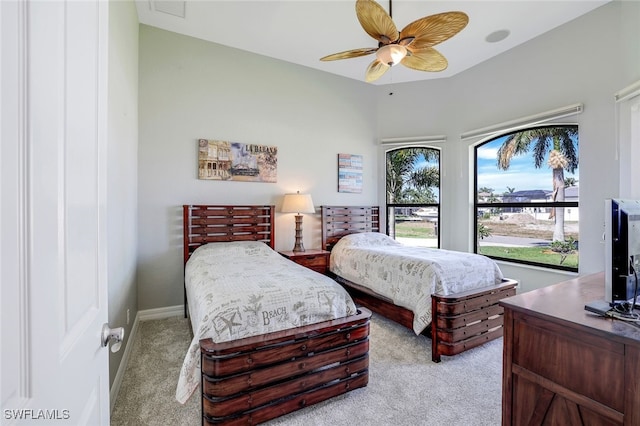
{"left": 475, "top": 125, "right": 579, "bottom": 271}
{"left": 386, "top": 147, "right": 440, "bottom": 248}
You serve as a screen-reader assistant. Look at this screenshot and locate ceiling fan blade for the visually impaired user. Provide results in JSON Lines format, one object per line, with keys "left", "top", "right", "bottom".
{"left": 365, "top": 59, "right": 390, "bottom": 83}
{"left": 356, "top": 0, "right": 399, "bottom": 44}
{"left": 320, "top": 47, "right": 378, "bottom": 61}
{"left": 401, "top": 47, "right": 448, "bottom": 72}
{"left": 399, "top": 12, "right": 469, "bottom": 50}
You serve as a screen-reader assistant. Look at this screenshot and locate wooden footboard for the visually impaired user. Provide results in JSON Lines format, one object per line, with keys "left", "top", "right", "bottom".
{"left": 431, "top": 279, "right": 517, "bottom": 362}
{"left": 200, "top": 308, "right": 371, "bottom": 425}
{"left": 333, "top": 275, "right": 517, "bottom": 363}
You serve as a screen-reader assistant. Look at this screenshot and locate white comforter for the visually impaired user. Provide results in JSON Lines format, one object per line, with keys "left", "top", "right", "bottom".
{"left": 330, "top": 232, "right": 504, "bottom": 335}
{"left": 176, "top": 241, "right": 357, "bottom": 404}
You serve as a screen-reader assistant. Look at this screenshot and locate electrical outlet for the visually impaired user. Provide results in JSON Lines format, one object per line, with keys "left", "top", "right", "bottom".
{"left": 127, "top": 309, "right": 130, "bottom": 325}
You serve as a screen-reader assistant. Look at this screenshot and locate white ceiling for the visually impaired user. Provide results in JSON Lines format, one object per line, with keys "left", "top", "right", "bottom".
{"left": 135, "top": 0, "right": 610, "bottom": 85}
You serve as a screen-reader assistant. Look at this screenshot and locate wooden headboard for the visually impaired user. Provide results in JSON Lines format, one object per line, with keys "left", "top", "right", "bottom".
{"left": 182, "top": 205, "right": 275, "bottom": 318}
{"left": 182, "top": 205, "right": 275, "bottom": 265}
{"left": 321, "top": 206, "right": 380, "bottom": 251}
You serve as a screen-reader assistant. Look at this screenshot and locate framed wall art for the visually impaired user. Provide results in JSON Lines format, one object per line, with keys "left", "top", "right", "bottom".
{"left": 198, "top": 139, "right": 277, "bottom": 183}
{"left": 338, "top": 153, "right": 363, "bottom": 193}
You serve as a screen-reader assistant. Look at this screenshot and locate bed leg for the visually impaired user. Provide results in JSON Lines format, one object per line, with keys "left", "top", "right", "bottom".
{"left": 431, "top": 296, "right": 441, "bottom": 363}
{"left": 184, "top": 280, "right": 188, "bottom": 319}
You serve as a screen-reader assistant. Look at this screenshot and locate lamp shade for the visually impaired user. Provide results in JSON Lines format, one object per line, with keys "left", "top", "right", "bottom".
{"left": 281, "top": 192, "right": 315, "bottom": 214}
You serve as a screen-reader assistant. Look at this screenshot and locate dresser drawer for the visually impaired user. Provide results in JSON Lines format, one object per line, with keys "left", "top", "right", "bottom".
{"left": 295, "top": 254, "right": 327, "bottom": 268}
{"left": 279, "top": 250, "right": 329, "bottom": 275}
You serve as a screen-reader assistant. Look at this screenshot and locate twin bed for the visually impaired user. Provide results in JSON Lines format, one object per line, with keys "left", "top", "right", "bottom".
{"left": 321, "top": 206, "right": 517, "bottom": 363}
{"left": 179, "top": 204, "right": 517, "bottom": 424}
{"left": 179, "top": 205, "right": 371, "bottom": 425}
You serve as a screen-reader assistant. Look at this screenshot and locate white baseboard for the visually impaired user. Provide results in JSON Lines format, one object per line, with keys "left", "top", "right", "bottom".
{"left": 137, "top": 304, "right": 184, "bottom": 321}
{"left": 109, "top": 313, "right": 141, "bottom": 413}
{"left": 109, "top": 305, "right": 185, "bottom": 413}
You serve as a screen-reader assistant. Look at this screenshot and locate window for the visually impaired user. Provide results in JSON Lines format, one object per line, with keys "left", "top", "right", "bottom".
{"left": 474, "top": 125, "right": 579, "bottom": 271}
{"left": 386, "top": 147, "right": 440, "bottom": 248}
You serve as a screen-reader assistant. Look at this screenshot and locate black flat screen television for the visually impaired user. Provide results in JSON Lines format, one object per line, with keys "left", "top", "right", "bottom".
{"left": 604, "top": 198, "right": 640, "bottom": 305}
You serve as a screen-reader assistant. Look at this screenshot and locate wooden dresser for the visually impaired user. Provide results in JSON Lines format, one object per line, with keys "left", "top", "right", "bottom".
{"left": 500, "top": 272, "right": 640, "bottom": 426}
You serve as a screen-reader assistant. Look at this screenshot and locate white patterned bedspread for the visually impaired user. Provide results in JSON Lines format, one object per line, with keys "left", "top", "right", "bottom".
{"left": 330, "top": 232, "right": 504, "bottom": 335}
{"left": 176, "top": 241, "right": 357, "bottom": 404}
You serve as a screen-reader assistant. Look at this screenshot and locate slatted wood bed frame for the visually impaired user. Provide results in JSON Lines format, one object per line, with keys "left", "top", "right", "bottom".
{"left": 183, "top": 205, "right": 371, "bottom": 425}
{"left": 321, "top": 205, "right": 517, "bottom": 363}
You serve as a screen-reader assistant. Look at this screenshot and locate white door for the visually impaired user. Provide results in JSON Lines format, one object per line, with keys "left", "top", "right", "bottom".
{"left": 1, "top": 1, "right": 111, "bottom": 424}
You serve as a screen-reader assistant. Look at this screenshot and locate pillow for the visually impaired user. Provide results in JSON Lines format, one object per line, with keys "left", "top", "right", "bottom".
{"left": 190, "top": 240, "right": 273, "bottom": 261}
{"left": 337, "top": 232, "right": 401, "bottom": 248}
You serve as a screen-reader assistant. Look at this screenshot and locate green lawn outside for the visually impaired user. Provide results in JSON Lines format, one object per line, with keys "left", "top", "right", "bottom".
{"left": 394, "top": 220, "right": 436, "bottom": 238}
{"left": 394, "top": 218, "right": 579, "bottom": 269}
{"left": 478, "top": 246, "right": 578, "bottom": 268}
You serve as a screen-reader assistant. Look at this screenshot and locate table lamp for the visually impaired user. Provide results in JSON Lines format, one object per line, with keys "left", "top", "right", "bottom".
{"left": 281, "top": 191, "right": 315, "bottom": 252}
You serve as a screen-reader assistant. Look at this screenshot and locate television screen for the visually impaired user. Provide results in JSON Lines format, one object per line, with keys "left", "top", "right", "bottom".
{"left": 604, "top": 199, "right": 640, "bottom": 304}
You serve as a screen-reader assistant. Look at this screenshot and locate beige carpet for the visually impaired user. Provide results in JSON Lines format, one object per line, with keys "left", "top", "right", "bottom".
{"left": 111, "top": 313, "right": 503, "bottom": 425}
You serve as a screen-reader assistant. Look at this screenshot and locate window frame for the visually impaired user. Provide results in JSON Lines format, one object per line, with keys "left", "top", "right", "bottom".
{"left": 385, "top": 145, "right": 441, "bottom": 248}
{"left": 473, "top": 125, "right": 579, "bottom": 272}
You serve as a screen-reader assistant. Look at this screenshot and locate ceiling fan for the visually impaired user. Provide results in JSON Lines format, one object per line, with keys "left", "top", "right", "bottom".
{"left": 320, "top": 0, "right": 469, "bottom": 83}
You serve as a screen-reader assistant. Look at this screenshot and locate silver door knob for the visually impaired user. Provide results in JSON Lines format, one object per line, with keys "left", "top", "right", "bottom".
{"left": 101, "top": 323, "right": 125, "bottom": 353}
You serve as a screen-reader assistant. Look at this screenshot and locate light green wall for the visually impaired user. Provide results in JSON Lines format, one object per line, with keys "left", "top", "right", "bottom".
{"left": 375, "top": 0, "right": 639, "bottom": 292}
{"left": 108, "top": 0, "right": 139, "bottom": 387}
{"left": 136, "top": 1, "right": 640, "bottom": 310}
{"left": 137, "top": 25, "right": 378, "bottom": 310}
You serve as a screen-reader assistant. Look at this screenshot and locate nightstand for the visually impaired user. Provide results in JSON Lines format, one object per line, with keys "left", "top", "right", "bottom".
{"left": 279, "top": 249, "right": 330, "bottom": 275}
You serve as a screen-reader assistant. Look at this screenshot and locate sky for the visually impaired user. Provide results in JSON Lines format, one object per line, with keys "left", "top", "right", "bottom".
{"left": 401, "top": 132, "right": 580, "bottom": 199}
{"left": 476, "top": 135, "right": 579, "bottom": 195}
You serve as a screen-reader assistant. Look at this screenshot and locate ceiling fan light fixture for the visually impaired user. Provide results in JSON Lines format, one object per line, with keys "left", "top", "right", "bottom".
{"left": 321, "top": 0, "right": 469, "bottom": 82}
{"left": 376, "top": 44, "right": 407, "bottom": 66}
